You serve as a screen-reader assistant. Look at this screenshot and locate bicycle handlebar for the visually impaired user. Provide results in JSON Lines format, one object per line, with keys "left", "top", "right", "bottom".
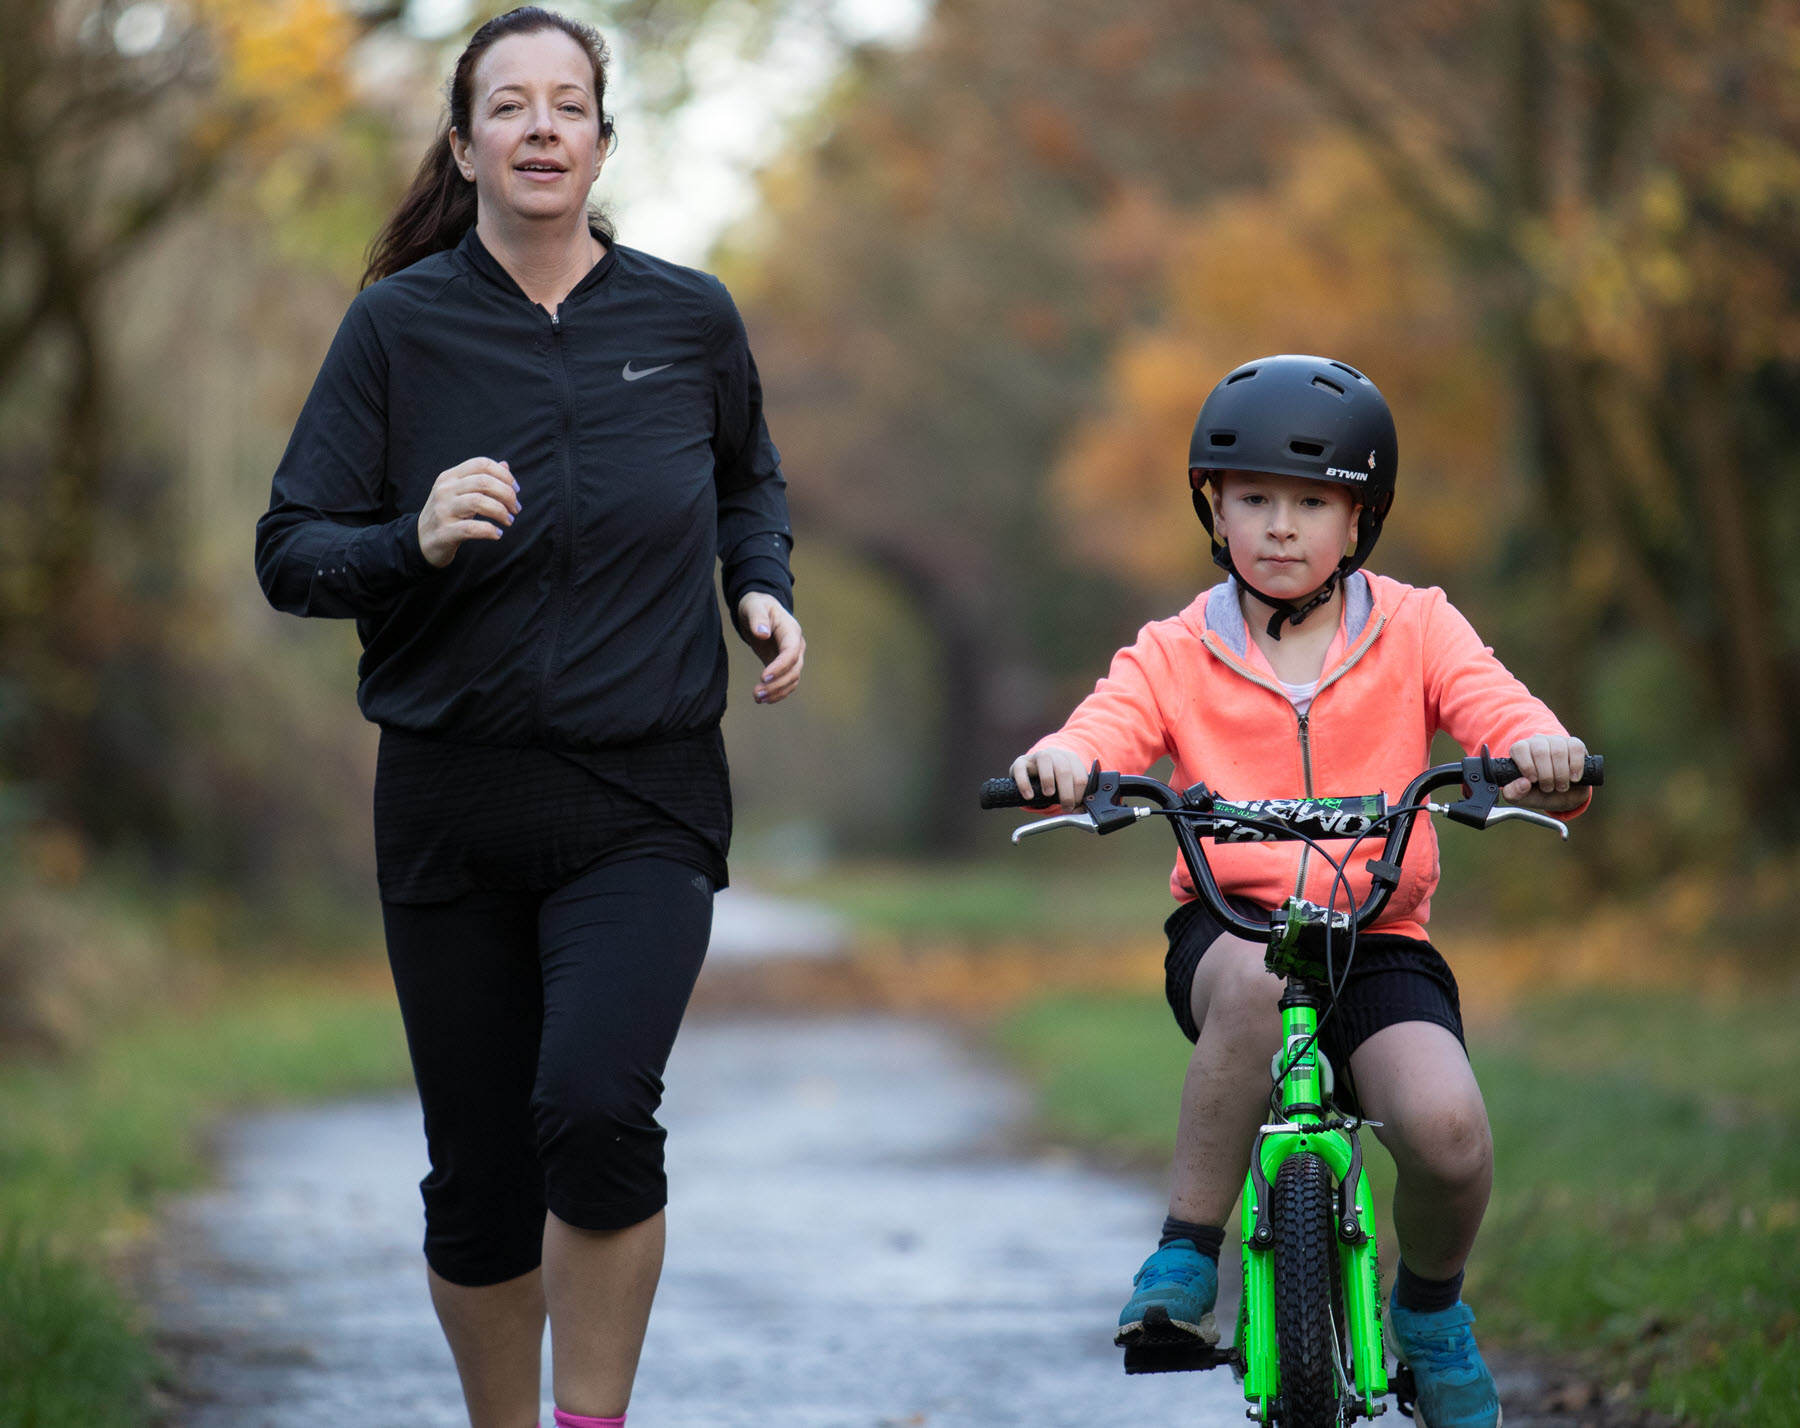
{"left": 981, "top": 749, "right": 1604, "bottom": 942}
{"left": 979, "top": 754, "right": 1604, "bottom": 813}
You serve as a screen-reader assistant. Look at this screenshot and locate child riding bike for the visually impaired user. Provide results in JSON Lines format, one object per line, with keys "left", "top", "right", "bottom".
{"left": 1010, "top": 355, "right": 1589, "bottom": 1428}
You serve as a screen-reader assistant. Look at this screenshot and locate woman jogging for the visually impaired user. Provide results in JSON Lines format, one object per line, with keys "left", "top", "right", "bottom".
{"left": 253, "top": 10, "right": 802, "bottom": 1427}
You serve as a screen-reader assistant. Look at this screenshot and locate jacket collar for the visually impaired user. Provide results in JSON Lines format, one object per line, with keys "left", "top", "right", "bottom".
{"left": 456, "top": 224, "right": 618, "bottom": 308}
{"left": 1203, "top": 571, "right": 1372, "bottom": 657}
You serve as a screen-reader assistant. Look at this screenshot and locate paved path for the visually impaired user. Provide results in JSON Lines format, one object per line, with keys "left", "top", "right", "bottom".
{"left": 152, "top": 1016, "right": 1246, "bottom": 1427}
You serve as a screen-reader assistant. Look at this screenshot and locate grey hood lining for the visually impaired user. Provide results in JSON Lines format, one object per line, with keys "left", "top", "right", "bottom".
{"left": 1204, "top": 572, "right": 1372, "bottom": 658}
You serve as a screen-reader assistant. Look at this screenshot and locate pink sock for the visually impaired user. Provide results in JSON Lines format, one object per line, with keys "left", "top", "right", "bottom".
{"left": 553, "top": 1412, "right": 625, "bottom": 1428}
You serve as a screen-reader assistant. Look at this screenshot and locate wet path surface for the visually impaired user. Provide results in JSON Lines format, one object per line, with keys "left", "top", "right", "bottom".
{"left": 153, "top": 1016, "right": 1246, "bottom": 1427}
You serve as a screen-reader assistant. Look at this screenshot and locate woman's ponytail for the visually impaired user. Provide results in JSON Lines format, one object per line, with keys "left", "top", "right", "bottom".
{"left": 362, "top": 128, "right": 477, "bottom": 288}
{"left": 361, "top": 6, "right": 615, "bottom": 288}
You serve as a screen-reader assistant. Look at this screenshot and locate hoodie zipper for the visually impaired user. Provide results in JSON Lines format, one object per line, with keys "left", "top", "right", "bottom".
{"left": 1201, "top": 610, "right": 1390, "bottom": 902}
{"left": 1292, "top": 711, "right": 1317, "bottom": 897}
{"left": 1293, "top": 612, "right": 1387, "bottom": 899}
{"left": 531, "top": 308, "right": 577, "bottom": 741}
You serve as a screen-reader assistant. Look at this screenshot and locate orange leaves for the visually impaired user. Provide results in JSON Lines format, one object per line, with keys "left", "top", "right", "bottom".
{"left": 1013, "top": 97, "right": 1087, "bottom": 173}
{"left": 195, "top": 0, "right": 358, "bottom": 147}
{"left": 1054, "top": 330, "right": 1218, "bottom": 587}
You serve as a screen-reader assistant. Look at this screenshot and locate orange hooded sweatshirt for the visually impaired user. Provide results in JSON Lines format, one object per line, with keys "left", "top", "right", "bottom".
{"left": 1032, "top": 572, "right": 1577, "bottom": 941}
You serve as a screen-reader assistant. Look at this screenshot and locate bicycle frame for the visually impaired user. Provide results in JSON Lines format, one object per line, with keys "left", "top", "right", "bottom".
{"left": 1237, "top": 958, "right": 1387, "bottom": 1421}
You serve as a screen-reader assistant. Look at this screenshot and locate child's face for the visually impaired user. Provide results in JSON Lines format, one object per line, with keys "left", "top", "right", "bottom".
{"left": 1211, "top": 471, "right": 1361, "bottom": 599}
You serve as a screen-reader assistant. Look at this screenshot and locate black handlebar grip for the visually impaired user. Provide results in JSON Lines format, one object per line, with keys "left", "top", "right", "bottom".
{"left": 979, "top": 777, "right": 1025, "bottom": 809}
{"left": 1487, "top": 753, "right": 1605, "bottom": 788}
{"left": 979, "top": 776, "right": 1059, "bottom": 810}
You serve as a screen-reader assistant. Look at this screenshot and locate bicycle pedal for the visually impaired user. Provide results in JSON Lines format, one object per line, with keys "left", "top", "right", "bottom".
{"left": 1117, "top": 1306, "right": 1223, "bottom": 1373}
{"left": 1393, "top": 1363, "right": 1418, "bottom": 1418}
{"left": 1122, "top": 1339, "right": 1225, "bottom": 1375}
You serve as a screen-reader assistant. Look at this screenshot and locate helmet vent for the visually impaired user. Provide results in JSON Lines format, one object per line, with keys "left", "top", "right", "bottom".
{"left": 1226, "top": 367, "right": 1259, "bottom": 384}
{"left": 1310, "top": 375, "right": 1345, "bottom": 396}
{"left": 1209, "top": 432, "right": 1237, "bottom": 447}
{"left": 1288, "top": 439, "right": 1325, "bottom": 457}
{"left": 1329, "top": 361, "right": 1365, "bottom": 381}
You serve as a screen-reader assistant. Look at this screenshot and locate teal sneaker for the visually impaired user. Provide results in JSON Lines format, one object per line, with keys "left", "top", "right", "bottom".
{"left": 1387, "top": 1294, "right": 1502, "bottom": 1428}
{"left": 1114, "top": 1240, "right": 1219, "bottom": 1347}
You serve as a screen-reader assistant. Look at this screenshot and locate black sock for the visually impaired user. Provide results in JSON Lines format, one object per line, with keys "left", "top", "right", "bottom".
{"left": 1393, "top": 1261, "right": 1464, "bottom": 1313}
{"left": 1159, "top": 1217, "right": 1225, "bottom": 1260}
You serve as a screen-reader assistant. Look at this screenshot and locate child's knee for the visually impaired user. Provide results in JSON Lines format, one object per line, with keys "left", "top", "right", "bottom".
{"left": 1196, "top": 938, "right": 1284, "bottom": 1041}
{"left": 1403, "top": 1101, "right": 1492, "bottom": 1190}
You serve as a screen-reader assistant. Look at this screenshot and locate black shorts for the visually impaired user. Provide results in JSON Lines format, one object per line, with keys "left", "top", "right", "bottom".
{"left": 1163, "top": 897, "right": 1465, "bottom": 1109}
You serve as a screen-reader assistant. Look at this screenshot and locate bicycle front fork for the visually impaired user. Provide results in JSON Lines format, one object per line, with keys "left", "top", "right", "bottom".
{"left": 1236, "top": 1123, "right": 1390, "bottom": 1421}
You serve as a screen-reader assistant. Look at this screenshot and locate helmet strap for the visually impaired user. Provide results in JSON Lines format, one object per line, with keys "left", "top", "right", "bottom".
{"left": 1211, "top": 542, "right": 1344, "bottom": 641}
{"left": 1243, "top": 570, "right": 1342, "bottom": 641}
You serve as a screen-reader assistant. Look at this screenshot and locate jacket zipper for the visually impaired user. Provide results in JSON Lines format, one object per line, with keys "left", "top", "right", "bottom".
{"left": 531, "top": 309, "right": 577, "bottom": 742}
{"left": 1201, "top": 613, "right": 1390, "bottom": 902}
{"left": 1293, "top": 612, "right": 1385, "bottom": 899}
{"left": 1293, "top": 712, "right": 1315, "bottom": 897}
{"left": 1199, "top": 631, "right": 1316, "bottom": 897}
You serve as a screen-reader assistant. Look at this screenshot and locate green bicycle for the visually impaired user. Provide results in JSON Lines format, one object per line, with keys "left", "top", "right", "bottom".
{"left": 980, "top": 747, "right": 1603, "bottom": 1426}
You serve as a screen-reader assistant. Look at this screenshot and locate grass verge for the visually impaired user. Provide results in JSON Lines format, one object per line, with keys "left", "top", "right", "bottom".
{"left": 0, "top": 969, "right": 412, "bottom": 1427}
{"left": 996, "top": 985, "right": 1800, "bottom": 1427}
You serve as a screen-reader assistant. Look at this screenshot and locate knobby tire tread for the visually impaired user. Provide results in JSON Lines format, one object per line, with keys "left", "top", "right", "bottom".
{"left": 1272, "top": 1152, "right": 1344, "bottom": 1427}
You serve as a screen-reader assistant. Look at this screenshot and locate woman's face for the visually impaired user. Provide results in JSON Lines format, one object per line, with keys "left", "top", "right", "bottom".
{"left": 451, "top": 29, "right": 606, "bottom": 229}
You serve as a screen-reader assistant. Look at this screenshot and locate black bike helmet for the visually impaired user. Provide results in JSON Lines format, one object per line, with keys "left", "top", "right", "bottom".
{"left": 1187, "top": 354, "right": 1398, "bottom": 639}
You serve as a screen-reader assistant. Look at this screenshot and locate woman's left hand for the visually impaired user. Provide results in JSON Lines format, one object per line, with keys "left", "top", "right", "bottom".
{"left": 736, "top": 593, "right": 805, "bottom": 704}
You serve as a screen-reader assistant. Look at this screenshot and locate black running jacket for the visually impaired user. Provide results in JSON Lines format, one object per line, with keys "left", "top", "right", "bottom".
{"left": 255, "top": 228, "right": 794, "bottom": 750}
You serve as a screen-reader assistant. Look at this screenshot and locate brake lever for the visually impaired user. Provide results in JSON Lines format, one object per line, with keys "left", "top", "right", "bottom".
{"left": 1010, "top": 807, "right": 1160, "bottom": 843}
{"left": 1011, "top": 812, "right": 1102, "bottom": 843}
{"left": 1482, "top": 806, "right": 1569, "bottom": 840}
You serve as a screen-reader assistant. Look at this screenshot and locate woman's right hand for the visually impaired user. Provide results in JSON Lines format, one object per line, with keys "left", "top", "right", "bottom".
{"left": 1010, "top": 745, "right": 1090, "bottom": 811}
{"left": 416, "top": 457, "right": 522, "bottom": 568}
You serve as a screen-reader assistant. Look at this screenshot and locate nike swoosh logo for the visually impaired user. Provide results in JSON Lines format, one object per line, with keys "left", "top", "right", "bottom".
{"left": 622, "top": 361, "right": 673, "bottom": 381}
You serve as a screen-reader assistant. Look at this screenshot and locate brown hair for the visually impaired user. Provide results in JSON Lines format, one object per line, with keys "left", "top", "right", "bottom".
{"left": 362, "top": 6, "right": 616, "bottom": 287}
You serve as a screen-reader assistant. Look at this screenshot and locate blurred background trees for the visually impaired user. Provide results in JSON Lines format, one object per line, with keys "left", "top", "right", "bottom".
{"left": 0, "top": 0, "right": 404, "bottom": 906}
{"left": 0, "top": 0, "right": 1795, "bottom": 1024}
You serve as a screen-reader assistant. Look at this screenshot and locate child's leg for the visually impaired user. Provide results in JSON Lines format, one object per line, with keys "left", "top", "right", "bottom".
{"left": 1119, "top": 924, "right": 1280, "bottom": 1346}
{"left": 1350, "top": 1020, "right": 1501, "bottom": 1427}
{"left": 1169, "top": 932, "right": 1287, "bottom": 1223}
{"left": 1346, "top": 1021, "right": 1493, "bottom": 1279}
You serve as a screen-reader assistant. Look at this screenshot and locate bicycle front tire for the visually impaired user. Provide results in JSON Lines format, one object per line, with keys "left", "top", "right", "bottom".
{"left": 1271, "top": 1151, "right": 1347, "bottom": 1426}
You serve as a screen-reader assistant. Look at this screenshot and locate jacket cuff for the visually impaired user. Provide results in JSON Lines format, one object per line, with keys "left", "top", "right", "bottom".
{"left": 724, "top": 554, "right": 794, "bottom": 616}
{"left": 395, "top": 512, "right": 435, "bottom": 577}
{"left": 340, "top": 512, "right": 439, "bottom": 607}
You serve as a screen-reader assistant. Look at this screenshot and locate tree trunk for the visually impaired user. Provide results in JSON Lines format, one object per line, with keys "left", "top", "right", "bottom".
{"left": 834, "top": 533, "right": 1051, "bottom": 852}
{"left": 1680, "top": 355, "right": 1799, "bottom": 840}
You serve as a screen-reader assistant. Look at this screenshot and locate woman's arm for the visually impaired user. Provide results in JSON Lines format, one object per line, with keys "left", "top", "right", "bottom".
{"left": 254, "top": 300, "right": 447, "bottom": 619}
{"left": 709, "top": 280, "right": 802, "bottom": 702}
{"left": 708, "top": 283, "right": 794, "bottom": 621}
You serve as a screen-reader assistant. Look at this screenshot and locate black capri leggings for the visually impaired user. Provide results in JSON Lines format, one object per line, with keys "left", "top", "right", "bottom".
{"left": 382, "top": 854, "right": 714, "bottom": 1287}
